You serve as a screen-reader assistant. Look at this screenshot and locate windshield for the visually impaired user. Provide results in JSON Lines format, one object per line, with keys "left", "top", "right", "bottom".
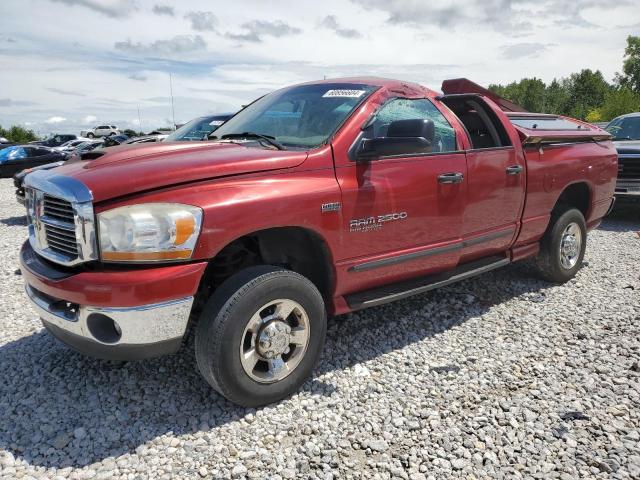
{"left": 165, "top": 116, "right": 229, "bottom": 141}
{"left": 212, "top": 83, "right": 377, "bottom": 149}
{"left": 606, "top": 116, "right": 640, "bottom": 140}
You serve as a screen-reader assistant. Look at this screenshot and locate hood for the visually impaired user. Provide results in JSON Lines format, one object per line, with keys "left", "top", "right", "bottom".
{"left": 614, "top": 140, "right": 640, "bottom": 154}
{"left": 54, "top": 141, "right": 308, "bottom": 202}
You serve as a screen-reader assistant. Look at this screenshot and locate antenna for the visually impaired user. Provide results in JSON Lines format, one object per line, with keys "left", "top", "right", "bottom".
{"left": 169, "top": 72, "right": 176, "bottom": 130}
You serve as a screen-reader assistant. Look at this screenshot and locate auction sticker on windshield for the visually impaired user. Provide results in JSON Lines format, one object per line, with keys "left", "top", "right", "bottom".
{"left": 322, "top": 89, "right": 366, "bottom": 98}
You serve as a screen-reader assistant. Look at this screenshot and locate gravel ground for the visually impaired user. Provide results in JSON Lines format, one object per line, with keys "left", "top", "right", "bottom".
{"left": 0, "top": 176, "right": 639, "bottom": 480}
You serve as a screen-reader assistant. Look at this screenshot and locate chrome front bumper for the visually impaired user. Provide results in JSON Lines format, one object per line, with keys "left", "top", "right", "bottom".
{"left": 26, "top": 284, "right": 194, "bottom": 359}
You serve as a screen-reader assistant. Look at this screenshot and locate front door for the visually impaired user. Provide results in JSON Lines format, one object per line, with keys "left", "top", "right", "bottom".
{"left": 333, "top": 97, "right": 468, "bottom": 294}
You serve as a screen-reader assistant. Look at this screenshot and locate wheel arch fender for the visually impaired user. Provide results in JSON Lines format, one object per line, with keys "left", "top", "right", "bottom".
{"left": 197, "top": 225, "right": 336, "bottom": 305}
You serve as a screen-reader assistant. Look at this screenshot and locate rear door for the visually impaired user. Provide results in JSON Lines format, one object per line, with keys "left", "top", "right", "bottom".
{"left": 441, "top": 95, "right": 526, "bottom": 261}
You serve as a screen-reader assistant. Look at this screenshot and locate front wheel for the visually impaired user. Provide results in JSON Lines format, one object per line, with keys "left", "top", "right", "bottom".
{"left": 86, "top": 132, "right": 94, "bottom": 138}
{"left": 195, "top": 265, "right": 327, "bottom": 407}
{"left": 534, "top": 207, "right": 587, "bottom": 283}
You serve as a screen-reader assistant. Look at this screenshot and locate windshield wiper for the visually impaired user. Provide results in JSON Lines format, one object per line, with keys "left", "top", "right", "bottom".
{"left": 611, "top": 136, "right": 640, "bottom": 141}
{"left": 216, "top": 132, "right": 285, "bottom": 150}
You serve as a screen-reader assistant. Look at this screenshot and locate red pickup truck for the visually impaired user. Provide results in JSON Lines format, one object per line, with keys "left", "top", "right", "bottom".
{"left": 20, "top": 77, "right": 617, "bottom": 406}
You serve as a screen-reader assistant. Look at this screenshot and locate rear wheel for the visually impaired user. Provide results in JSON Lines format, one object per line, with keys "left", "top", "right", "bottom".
{"left": 195, "top": 265, "right": 326, "bottom": 407}
{"left": 534, "top": 207, "right": 587, "bottom": 283}
{"left": 87, "top": 132, "right": 94, "bottom": 138}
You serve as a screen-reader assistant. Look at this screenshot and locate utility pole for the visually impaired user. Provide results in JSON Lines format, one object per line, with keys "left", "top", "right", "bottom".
{"left": 169, "top": 72, "right": 176, "bottom": 130}
{"left": 137, "top": 105, "right": 142, "bottom": 134}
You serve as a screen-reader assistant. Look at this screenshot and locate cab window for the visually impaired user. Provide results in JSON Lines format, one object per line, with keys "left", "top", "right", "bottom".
{"left": 369, "top": 98, "right": 457, "bottom": 153}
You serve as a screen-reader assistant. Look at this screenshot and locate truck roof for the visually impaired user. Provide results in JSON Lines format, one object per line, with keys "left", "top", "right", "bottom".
{"left": 295, "top": 77, "right": 438, "bottom": 97}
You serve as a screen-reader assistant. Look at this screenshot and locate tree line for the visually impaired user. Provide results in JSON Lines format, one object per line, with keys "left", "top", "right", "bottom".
{"left": 0, "top": 125, "right": 39, "bottom": 143}
{"left": 489, "top": 36, "right": 640, "bottom": 123}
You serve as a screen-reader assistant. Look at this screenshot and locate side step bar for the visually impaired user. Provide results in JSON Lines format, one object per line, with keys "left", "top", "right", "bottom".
{"left": 345, "top": 255, "right": 510, "bottom": 310}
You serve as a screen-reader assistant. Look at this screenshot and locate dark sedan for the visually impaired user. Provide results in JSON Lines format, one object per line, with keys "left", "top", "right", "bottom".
{"left": 605, "top": 113, "right": 640, "bottom": 203}
{"left": 0, "top": 145, "right": 67, "bottom": 178}
{"left": 13, "top": 160, "right": 65, "bottom": 205}
{"left": 30, "top": 134, "right": 78, "bottom": 147}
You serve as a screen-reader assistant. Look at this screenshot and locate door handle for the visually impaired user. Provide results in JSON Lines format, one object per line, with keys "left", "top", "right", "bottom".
{"left": 437, "top": 172, "right": 464, "bottom": 184}
{"left": 506, "top": 165, "right": 523, "bottom": 175}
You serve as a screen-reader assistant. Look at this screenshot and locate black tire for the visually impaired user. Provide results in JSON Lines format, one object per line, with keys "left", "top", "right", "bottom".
{"left": 534, "top": 207, "right": 587, "bottom": 283}
{"left": 109, "top": 132, "right": 116, "bottom": 136}
{"left": 87, "top": 133, "right": 94, "bottom": 138}
{"left": 195, "top": 265, "right": 327, "bottom": 407}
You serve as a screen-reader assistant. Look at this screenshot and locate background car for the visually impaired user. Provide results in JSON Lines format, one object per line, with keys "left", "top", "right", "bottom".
{"left": 52, "top": 138, "right": 91, "bottom": 152}
{"left": 101, "top": 134, "right": 129, "bottom": 147}
{"left": 0, "top": 137, "right": 16, "bottom": 150}
{"left": 74, "top": 139, "right": 104, "bottom": 154}
{"left": 605, "top": 112, "right": 640, "bottom": 203}
{"left": 13, "top": 140, "right": 105, "bottom": 204}
{"left": 30, "top": 134, "right": 77, "bottom": 147}
{"left": 124, "top": 134, "right": 168, "bottom": 144}
{"left": 0, "top": 145, "right": 67, "bottom": 178}
{"left": 13, "top": 160, "right": 65, "bottom": 205}
{"left": 163, "top": 113, "right": 234, "bottom": 141}
{"left": 81, "top": 125, "right": 120, "bottom": 138}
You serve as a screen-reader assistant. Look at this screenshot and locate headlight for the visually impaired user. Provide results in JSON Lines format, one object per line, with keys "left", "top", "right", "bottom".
{"left": 98, "top": 203, "right": 203, "bottom": 262}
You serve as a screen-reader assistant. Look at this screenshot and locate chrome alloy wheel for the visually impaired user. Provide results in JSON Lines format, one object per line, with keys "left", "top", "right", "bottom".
{"left": 239, "top": 299, "right": 310, "bottom": 383}
{"left": 559, "top": 222, "right": 582, "bottom": 269}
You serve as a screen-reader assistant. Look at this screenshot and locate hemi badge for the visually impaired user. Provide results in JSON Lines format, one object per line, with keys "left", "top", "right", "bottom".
{"left": 321, "top": 202, "right": 341, "bottom": 213}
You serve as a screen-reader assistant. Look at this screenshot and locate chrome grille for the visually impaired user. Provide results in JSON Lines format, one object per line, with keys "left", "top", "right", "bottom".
{"left": 24, "top": 170, "right": 97, "bottom": 267}
{"left": 44, "top": 223, "right": 79, "bottom": 257}
{"left": 618, "top": 154, "right": 640, "bottom": 180}
{"left": 43, "top": 195, "right": 75, "bottom": 223}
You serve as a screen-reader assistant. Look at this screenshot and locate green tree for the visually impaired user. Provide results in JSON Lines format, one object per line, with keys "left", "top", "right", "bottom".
{"left": 597, "top": 87, "right": 640, "bottom": 121}
{"left": 564, "top": 69, "right": 611, "bottom": 120}
{"left": 0, "top": 125, "right": 39, "bottom": 143}
{"left": 490, "top": 78, "right": 559, "bottom": 113}
{"left": 616, "top": 35, "right": 640, "bottom": 92}
{"left": 543, "top": 79, "right": 571, "bottom": 115}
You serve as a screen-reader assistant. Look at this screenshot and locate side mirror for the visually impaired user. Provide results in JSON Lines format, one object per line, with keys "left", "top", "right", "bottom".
{"left": 356, "top": 119, "right": 435, "bottom": 160}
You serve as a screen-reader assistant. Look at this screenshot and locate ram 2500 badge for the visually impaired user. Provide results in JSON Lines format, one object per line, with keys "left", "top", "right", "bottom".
{"left": 20, "top": 77, "right": 617, "bottom": 406}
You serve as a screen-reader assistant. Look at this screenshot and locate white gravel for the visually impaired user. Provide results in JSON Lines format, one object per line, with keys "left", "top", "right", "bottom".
{"left": 0, "top": 176, "right": 639, "bottom": 479}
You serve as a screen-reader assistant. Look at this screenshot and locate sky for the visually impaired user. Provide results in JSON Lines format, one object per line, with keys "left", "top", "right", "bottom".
{"left": 1, "top": 0, "right": 639, "bottom": 137}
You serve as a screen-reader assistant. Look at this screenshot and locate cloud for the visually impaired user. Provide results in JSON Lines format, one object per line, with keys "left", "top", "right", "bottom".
{"left": 353, "top": 1, "right": 463, "bottom": 28}
{"left": 114, "top": 35, "right": 207, "bottom": 55}
{"left": 184, "top": 11, "right": 218, "bottom": 32}
{"left": 84, "top": 115, "right": 97, "bottom": 123}
{"left": 152, "top": 4, "right": 175, "bottom": 17}
{"left": 46, "top": 87, "right": 86, "bottom": 97}
{"left": 48, "top": 0, "right": 135, "bottom": 18}
{"left": 353, "top": 0, "right": 621, "bottom": 32}
{"left": 226, "top": 20, "right": 301, "bottom": 43}
{"left": 319, "top": 15, "right": 362, "bottom": 38}
{"left": 502, "top": 42, "right": 554, "bottom": 59}
{"left": 128, "top": 73, "right": 147, "bottom": 81}
{"left": 0, "top": 98, "right": 37, "bottom": 107}
{"left": 46, "top": 116, "right": 67, "bottom": 124}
